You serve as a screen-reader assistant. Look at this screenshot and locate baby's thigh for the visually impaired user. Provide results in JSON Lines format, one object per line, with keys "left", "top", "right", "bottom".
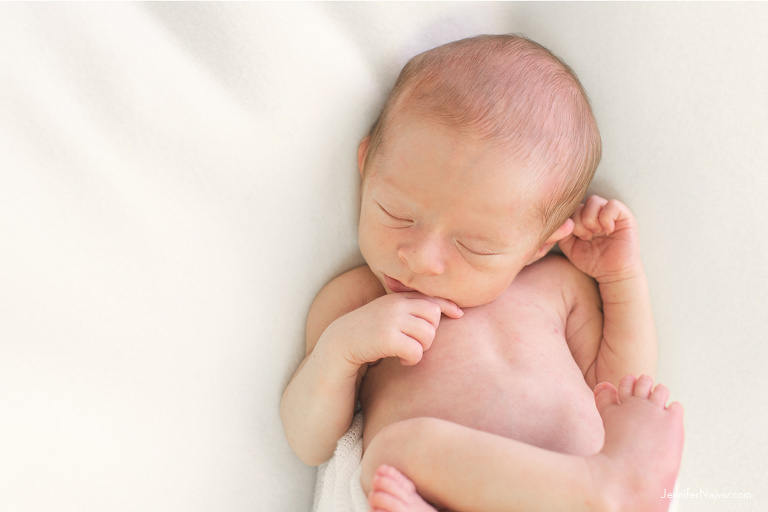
{"left": 361, "top": 417, "right": 500, "bottom": 505}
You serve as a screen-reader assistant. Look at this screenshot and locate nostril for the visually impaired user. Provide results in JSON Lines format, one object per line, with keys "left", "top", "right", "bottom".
{"left": 398, "top": 247, "right": 445, "bottom": 276}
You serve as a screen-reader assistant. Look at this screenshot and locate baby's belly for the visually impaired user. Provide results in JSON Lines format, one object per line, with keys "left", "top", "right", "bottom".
{"left": 359, "top": 305, "right": 605, "bottom": 456}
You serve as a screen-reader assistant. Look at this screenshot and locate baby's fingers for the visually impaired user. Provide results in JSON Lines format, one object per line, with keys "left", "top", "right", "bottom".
{"left": 401, "top": 292, "right": 463, "bottom": 321}
{"left": 573, "top": 196, "right": 633, "bottom": 239}
{"left": 393, "top": 332, "right": 426, "bottom": 366}
{"left": 598, "top": 199, "right": 634, "bottom": 234}
{"left": 600, "top": 199, "right": 633, "bottom": 235}
{"left": 580, "top": 195, "right": 609, "bottom": 234}
{"left": 569, "top": 203, "right": 593, "bottom": 240}
{"left": 430, "top": 296, "right": 464, "bottom": 319}
{"left": 597, "top": 200, "right": 621, "bottom": 234}
{"left": 400, "top": 315, "right": 437, "bottom": 353}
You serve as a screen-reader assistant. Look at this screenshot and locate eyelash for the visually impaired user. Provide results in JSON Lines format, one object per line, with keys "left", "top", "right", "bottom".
{"left": 378, "top": 203, "right": 412, "bottom": 223}
{"left": 377, "top": 202, "right": 497, "bottom": 257}
{"left": 457, "top": 240, "right": 497, "bottom": 257}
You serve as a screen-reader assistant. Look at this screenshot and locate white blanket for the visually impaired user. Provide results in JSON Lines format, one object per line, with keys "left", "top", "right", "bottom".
{"left": 313, "top": 413, "right": 368, "bottom": 512}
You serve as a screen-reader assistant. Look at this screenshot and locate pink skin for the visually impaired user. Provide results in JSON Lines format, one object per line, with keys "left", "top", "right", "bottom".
{"left": 349, "top": 117, "right": 674, "bottom": 511}
{"left": 558, "top": 195, "right": 644, "bottom": 284}
{"left": 369, "top": 465, "right": 439, "bottom": 512}
{"left": 366, "top": 375, "right": 684, "bottom": 512}
{"left": 590, "top": 375, "right": 685, "bottom": 512}
{"left": 356, "top": 119, "right": 575, "bottom": 310}
{"left": 384, "top": 275, "right": 417, "bottom": 294}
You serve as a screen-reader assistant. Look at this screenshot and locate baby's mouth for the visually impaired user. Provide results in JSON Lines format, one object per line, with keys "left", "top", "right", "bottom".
{"left": 384, "top": 275, "right": 417, "bottom": 294}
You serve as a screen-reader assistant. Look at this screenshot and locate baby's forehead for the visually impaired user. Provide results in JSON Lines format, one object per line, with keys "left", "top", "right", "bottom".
{"left": 376, "top": 120, "right": 555, "bottom": 209}
{"left": 382, "top": 111, "right": 569, "bottom": 180}
{"left": 387, "top": 86, "right": 578, "bottom": 164}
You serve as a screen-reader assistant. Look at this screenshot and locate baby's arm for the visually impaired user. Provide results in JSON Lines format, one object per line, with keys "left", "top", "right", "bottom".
{"left": 559, "top": 196, "right": 657, "bottom": 390}
{"left": 280, "top": 266, "right": 462, "bottom": 465}
{"left": 280, "top": 267, "right": 380, "bottom": 465}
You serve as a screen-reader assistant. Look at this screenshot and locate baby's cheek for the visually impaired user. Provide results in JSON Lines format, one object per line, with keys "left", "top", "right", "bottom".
{"left": 358, "top": 222, "right": 390, "bottom": 267}
{"left": 357, "top": 226, "right": 376, "bottom": 265}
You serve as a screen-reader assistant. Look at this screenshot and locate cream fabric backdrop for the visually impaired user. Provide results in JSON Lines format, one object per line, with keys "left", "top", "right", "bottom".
{"left": 1, "top": 3, "right": 766, "bottom": 511}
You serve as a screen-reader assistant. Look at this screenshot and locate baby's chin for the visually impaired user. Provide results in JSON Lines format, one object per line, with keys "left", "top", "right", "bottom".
{"left": 406, "top": 289, "right": 497, "bottom": 310}
{"left": 451, "top": 285, "right": 513, "bottom": 309}
{"left": 451, "top": 296, "right": 494, "bottom": 310}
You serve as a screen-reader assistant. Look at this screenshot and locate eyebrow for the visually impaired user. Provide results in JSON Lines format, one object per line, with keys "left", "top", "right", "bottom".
{"left": 374, "top": 176, "right": 416, "bottom": 209}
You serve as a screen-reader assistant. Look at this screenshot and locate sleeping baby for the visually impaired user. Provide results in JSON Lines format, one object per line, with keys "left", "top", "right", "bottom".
{"left": 281, "top": 34, "right": 684, "bottom": 512}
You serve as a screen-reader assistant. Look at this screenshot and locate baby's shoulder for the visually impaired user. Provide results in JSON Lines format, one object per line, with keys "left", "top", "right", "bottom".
{"left": 525, "top": 252, "right": 582, "bottom": 279}
{"left": 524, "top": 253, "right": 599, "bottom": 302}
{"left": 321, "top": 265, "right": 385, "bottom": 308}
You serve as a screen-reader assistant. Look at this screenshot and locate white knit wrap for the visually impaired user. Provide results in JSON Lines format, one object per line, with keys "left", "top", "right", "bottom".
{"left": 312, "top": 413, "right": 368, "bottom": 512}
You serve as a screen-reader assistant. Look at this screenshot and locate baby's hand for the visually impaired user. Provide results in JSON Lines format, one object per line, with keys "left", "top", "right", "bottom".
{"left": 323, "top": 292, "right": 463, "bottom": 368}
{"left": 558, "top": 196, "right": 643, "bottom": 283}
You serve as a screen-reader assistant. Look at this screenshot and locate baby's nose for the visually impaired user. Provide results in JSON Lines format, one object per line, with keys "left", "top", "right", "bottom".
{"left": 398, "top": 236, "right": 445, "bottom": 276}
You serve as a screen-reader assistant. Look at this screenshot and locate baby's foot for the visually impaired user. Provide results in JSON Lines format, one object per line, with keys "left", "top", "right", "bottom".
{"left": 368, "top": 465, "right": 438, "bottom": 512}
{"left": 590, "top": 375, "right": 685, "bottom": 512}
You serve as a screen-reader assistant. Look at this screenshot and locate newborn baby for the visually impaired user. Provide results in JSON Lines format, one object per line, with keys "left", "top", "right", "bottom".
{"left": 282, "top": 34, "right": 683, "bottom": 512}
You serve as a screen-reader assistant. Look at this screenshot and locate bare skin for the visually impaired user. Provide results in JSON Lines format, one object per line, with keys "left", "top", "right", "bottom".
{"left": 368, "top": 465, "right": 439, "bottom": 512}
{"left": 360, "top": 254, "right": 606, "bottom": 457}
{"left": 363, "top": 375, "right": 684, "bottom": 512}
{"left": 280, "top": 118, "right": 678, "bottom": 511}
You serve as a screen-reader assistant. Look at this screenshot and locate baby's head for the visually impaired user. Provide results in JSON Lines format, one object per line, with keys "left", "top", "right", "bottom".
{"left": 357, "top": 35, "right": 601, "bottom": 307}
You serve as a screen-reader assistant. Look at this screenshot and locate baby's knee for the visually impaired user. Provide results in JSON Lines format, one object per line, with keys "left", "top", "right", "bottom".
{"left": 361, "top": 417, "right": 441, "bottom": 492}
{"left": 363, "top": 418, "right": 432, "bottom": 467}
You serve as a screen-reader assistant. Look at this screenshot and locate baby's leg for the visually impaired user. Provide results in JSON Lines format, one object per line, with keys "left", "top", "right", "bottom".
{"left": 361, "top": 375, "right": 683, "bottom": 512}
{"left": 362, "top": 416, "right": 598, "bottom": 511}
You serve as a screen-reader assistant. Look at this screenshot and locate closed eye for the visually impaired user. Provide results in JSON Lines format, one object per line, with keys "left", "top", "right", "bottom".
{"left": 457, "top": 240, "right": 498, "bottom": 256}
{"left": 377, "top": 202, "right": 412, "bottom": 223}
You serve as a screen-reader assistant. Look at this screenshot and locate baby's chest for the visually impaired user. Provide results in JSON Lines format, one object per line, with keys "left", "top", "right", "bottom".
{"left": 430, "top": 291, "right": 572, "bottom": 367}
{"left": 360, "top": 279, "right": 602, "bottom": 452}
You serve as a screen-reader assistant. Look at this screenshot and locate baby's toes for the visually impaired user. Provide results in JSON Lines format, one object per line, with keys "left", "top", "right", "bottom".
{"left": 593, "top": 382, "right": 620, "bottom": 415}
{"left": 371, "top": 465, "right": 414, "bottom": 500}
{"left": 649, "top": 383, "right": 670, "bottom": 408}
{"left": 369, "top": 487, "right": 405, "bottom": 511}
{"left": 667, "top": 400, "right": 684, "bottom": 416}
{"left": 618, "top": 374, "right": 637, "bottom": 402}
{"left": 632, "top": 374, "right": 653, "bottom": 399}
{"left": 368, "top": 465, "right": 438, "bottom": 512}
{"left": 381, "top": 465, "right": 416, "bottom": 491}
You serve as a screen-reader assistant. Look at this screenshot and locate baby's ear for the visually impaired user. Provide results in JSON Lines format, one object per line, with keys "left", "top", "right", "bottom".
{"left": 357, "top": 136, "right": 371, "bottom": 177}
{"left": 528, "top": 219, "right": 575, "bottom": 264}
{"left": 549, "top": 217, "right": 575, "bottom": 244}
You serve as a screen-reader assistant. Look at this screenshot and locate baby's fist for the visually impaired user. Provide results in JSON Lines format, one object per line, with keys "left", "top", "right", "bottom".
{"left": 558, "top": 196, "right": 643, "bottom": 283}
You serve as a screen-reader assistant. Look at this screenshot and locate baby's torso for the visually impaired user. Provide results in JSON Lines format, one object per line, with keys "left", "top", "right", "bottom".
{"left": 359, "top": 257, "right": 605, "bottom": 456}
